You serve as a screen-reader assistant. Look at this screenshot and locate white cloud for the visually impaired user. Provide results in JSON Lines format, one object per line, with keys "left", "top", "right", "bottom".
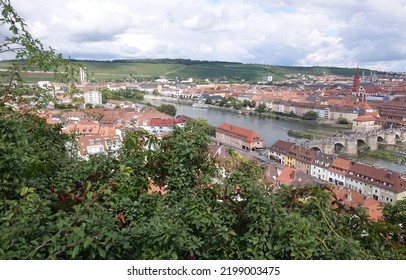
{"left": 1, "top": 0, "right": 406, "bottom": 71}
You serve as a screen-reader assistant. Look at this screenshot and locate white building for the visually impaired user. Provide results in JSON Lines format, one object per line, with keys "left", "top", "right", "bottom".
{"left": 327, "top": 157, "right": 351, "bottom": 187}
{"left": 310, "top": 153, "right": 335, "bottom": 181}
{"left": 80, "top": 68, "right": 87, "bottom": 84}
{"left": 84, "top": 91, "right": 102, "bottom": 106}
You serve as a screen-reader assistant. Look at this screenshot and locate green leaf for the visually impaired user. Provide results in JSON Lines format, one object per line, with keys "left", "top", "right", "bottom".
{"left": 83, "top": 237, "right": 94, "bottom": 249}
{"left": 98, "top": 247, "right": 106, "bottom": 259}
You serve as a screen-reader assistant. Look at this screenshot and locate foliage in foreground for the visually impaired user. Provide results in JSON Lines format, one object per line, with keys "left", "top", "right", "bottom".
{"left": 1, "top": 112, "right": 406, "bottom": 260}
{"left": 1, "top": 0, "right": 405, "bottom": 260}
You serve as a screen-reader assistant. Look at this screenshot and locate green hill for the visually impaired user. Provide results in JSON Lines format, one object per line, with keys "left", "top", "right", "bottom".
{"left": 0, "top": 58, "right": 378, "bottom": 83}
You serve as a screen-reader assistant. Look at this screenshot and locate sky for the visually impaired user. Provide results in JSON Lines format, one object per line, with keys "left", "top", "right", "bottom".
{"left": 2, "top": 0, "right": 406, "bottom": 72}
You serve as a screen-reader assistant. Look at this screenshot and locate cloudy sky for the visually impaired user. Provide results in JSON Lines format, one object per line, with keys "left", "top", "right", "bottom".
{"left": 2, "top": 0, "right": 406, "bottom": 71}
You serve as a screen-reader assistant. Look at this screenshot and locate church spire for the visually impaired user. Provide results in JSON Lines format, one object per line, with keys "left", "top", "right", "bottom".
{"left": 352, "top": 65, "right": 360, "bottom": 92}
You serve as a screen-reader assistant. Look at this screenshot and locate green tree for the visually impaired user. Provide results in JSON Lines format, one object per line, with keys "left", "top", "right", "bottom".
{"left": 338, "top": 117, "right": 350, "bottom": 124}
{"left": 255, "top": 103, "right": 267, "bottom": 113}
{"left": 156, "top": 104, "right": 177, "bottom": 116}
{"left": 303, "top": 111, "right": 319, "bottom": 120}
{"left": 242, "top": 99, "right": 250, "bottom": 108}
{"left": 1, "top": 1, "right": 406, "bottom": 261}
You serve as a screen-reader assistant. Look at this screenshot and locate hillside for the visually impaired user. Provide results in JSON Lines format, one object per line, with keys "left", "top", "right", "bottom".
{"left": 0, "top": 58, "right": 373, "bottom": 83}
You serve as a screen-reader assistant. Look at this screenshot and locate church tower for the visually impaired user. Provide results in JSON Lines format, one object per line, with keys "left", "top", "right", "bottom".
{"left": 352, "top": 65, "right": 360, "bottom": 92}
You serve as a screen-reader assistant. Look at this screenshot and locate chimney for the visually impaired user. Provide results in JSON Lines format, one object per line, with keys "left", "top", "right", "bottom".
{"left": 347, "top": 190, "right": 352, "bottom": 202}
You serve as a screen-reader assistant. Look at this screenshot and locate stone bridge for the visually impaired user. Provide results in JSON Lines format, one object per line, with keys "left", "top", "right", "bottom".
{"left": 305, "top": 128, "right": 406, "bottom": 155}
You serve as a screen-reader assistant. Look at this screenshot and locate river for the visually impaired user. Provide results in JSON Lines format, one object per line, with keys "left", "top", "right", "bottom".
{"left": 146, "top": 98, "right": 338, "bottom": 146}
{"left": 145, "top": 97, "right": 406, "bottom": 174}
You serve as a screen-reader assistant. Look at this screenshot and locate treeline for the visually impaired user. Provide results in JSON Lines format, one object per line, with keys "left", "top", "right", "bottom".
{"left": 268, "top": 65, "right": 381, "bottom": 77}
{"left": 65, "top": 58, "right": 243, "bottom": 66}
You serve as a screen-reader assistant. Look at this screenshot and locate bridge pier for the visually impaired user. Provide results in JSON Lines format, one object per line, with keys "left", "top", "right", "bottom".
{"left": 344, "top": 139, "right": 358, "bottom": 155}
{"left": 322, "top": 143, "right": 334, "bottom": 154}
{"left": 400, "top": 131, "right": 406, "bottom": 141}
{"left": 366, "top": 137, "right": 378, "bottom": 150}
{"left": 384, "top": 134, "right": 396, "bottom": 145}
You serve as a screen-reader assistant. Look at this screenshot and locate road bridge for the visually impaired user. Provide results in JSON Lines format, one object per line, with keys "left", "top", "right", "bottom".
{"left": 305, "top": 128, "right": 406, "bottom": 155}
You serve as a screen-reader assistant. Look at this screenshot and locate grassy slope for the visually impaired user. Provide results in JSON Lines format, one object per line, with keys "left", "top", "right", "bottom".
{"left": 0, "top": 59, "right": 370, "bottom": 83}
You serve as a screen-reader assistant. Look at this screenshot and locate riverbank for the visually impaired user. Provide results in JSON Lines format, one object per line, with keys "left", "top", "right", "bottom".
{"left": 359, "top": 149, "right": 406, "bottom": 164}
{"left": 287, "top": 130, "right": 325, "bottom": 140}
{"left": 144, "top": 96, "right": 406, "bottom": 173}
{"left": 144, "top": 95, "right": 352, "bottom": 131}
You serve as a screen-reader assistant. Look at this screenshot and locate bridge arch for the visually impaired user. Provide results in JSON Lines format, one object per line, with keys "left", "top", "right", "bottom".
{"left": 334, "top": 142, "right": 345, "bottom": 153}
{"left": 357, "top": 139, "right": 369, "bottom": 150}
{"left": 395, "top": 133, "right": 401, "bottom": 140}
{"left": 377, "top": 136, "right": 386, "bottom": 143}
{"left": 310, "top": 146, "right": 322, "bottom": 153}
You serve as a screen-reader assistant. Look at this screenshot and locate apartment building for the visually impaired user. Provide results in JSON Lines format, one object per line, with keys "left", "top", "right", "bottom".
{"left": 216, "top": 123, "right": 263, "bottom": 151}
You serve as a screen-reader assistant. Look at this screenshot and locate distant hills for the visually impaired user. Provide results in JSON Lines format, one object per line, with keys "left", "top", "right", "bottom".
{"left": 0, "top": 58, "right": 380, "bottom": 83}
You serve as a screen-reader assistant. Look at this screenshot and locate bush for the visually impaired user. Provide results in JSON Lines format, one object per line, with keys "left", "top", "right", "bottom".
{"left": 337, "top": 117, "right": 350, "bottom": 124}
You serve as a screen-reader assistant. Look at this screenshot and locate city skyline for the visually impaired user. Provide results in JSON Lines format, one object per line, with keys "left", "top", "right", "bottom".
{"left": 1, "top": 0, "right": 406, "bottom": 72}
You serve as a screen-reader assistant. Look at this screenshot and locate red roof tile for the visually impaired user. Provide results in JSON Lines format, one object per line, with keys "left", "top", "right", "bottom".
{"left": 347, "top": 162, "right": 406, "bottom": 193}
{"left": 216, "top": 123, "right": 263, "bottom": 142}
{"left": 331, "top": 187, "right": 382, "bottom": 221}
{"left": 149, "top": 118, "right": 175, "bottom": 127}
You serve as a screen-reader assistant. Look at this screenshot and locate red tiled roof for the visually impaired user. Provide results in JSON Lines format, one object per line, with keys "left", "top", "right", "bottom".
{"left": 277, "top": 166, "right": 295, "bottom": 186}
{"left": 353, "top": 114, "right": 376, "bottom": 122}
{"left": 331, "top": 187, "right": 382, "bottom": 221}
{"left": 62, "top": 122, "right": 100, "bottom": 135}
{"left": 216, "top": 123, "right": 263, "bottom": 143}
{"left": 270, "top": 140, "right": 295, "bottom": 154}
{"left": 175, "top": 115, "right": 188, "bottom": 124}
{"left": 329, "top": 157, "right": 352, "bottom": 175}
{"left": 288, "top": 145, "right": 316, "bottom": 163}
{"left": 149, "top": 118, "right": 175, "bottom": 127}
{"left": 77, "top": 135, "right": 121, "bottom": 155}
{"left": 347, "top": 162, "right": 406, "bottom": 193}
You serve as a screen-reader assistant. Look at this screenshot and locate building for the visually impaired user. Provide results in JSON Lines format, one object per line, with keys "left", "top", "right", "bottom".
{"left": 377, "top": 96, "right": 406, "bottom": 127}
{"left": 216, "top": 123, "right": 263, "bottom": 151}
{"left": 352, "top": 114, "right": 380, "bottom": 132}
{"left": 84, "top": 91, "right": 102, "bottom": 106}
{"left": 286, "top": 145, "right": 316, "bottom": 175}
{"left": 144, "top": 118, "right": 175, "bottom": 135}
{"left": 328, "top": 157, "right": 352, "bottom": 187}
{"left": 311, "top": 152, "right": 335, "bottom": 181}
{"left": 276, "top": 165, "right": 314, "bottom": 187}
{"left": 352, "top": 66, "right": 361, "bottom": 93}
{"left": 346, "top": 162, "right": 406, "bottom": 203}
{"left": 331, "top": 187, "right": 382, "bottom": 221}
{"left": 268, "top": 140, "right": 295, "bottom": 165}
{"left": 175, "top": 115, "right": 188, "bottom": 127}
{"left": 79, "top": 67, "right": 87, "bottom": 84}
{"left": 78, "top": 135, "right": 122, "bottom": 159}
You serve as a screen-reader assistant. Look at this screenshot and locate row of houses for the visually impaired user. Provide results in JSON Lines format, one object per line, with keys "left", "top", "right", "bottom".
{"left": 262, "top": 99, "right": 370, "bottom": 123}
{"left": 210, "top": 143, "right": 383, "bottom": 221}
{"left": 269, "top": 140, "right": 406, "bottom": 203}
{"left": 56, "top": 105, "right": 187, "bottom": 159}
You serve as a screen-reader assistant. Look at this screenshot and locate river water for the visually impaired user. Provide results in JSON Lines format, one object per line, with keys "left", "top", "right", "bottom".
{"left": 145, "top": 98, "right": 406, "bottom": 174}
{"left": 146, "top": 98, "right": 336, "bottom": 146}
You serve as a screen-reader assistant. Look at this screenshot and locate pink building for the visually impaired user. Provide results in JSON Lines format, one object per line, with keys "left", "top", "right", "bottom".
{"left": 216, "top": 123, "right": 263, "bottom": 151}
